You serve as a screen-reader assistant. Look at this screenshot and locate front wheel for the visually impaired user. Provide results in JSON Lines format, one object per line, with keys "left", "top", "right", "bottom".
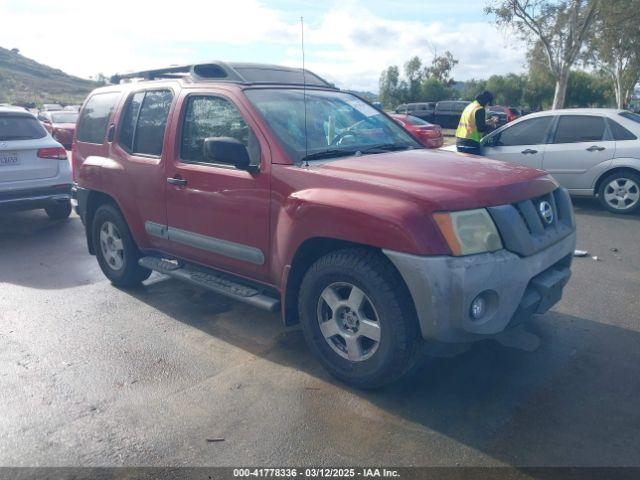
{"left": 92, "top": 203, "right": 151, "bottom": 287}
{"left": 598, "top": 171, "right": 640, "bottom": 214}
{"left": 298, "top": 248, "right": 420, "bottom": 389}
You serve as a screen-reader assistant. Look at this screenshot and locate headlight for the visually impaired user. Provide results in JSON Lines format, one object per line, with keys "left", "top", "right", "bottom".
{"left": 433, "top": 208, "right": 503, "bottom": 256}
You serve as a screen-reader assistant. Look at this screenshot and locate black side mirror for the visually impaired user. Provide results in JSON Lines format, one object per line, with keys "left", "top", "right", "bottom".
{"left": 203, "top": 137, "right": 255, "bottom": 172}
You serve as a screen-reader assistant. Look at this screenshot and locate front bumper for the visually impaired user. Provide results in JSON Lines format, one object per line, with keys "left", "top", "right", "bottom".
{"left": 384, "top": 231, "right": 576, "bottom": 342}
{"left": 0, "top": 185, "right": 72, "bottom": 212}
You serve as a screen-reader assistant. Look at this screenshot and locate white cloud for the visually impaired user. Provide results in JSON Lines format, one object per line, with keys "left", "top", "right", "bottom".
{"left": 0, "top": 0, "right": 527, "bottom": 92}
{"left": 289, "top": 4, "right": 528, "bottom": 91}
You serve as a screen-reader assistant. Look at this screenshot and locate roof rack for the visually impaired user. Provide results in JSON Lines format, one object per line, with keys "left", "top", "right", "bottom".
{"left": 110, "top": 62, "right": 336, "bottom": 89}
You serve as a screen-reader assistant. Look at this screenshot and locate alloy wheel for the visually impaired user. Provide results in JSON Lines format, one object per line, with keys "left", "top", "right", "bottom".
{"left": 316, "top": 282, "right": 382, "bottom": 362}
{"left": 99, "top": 221, "right": 125, "bottom": 271}
{"left": 603, "top": 178, "right": 640, "bottom": 211}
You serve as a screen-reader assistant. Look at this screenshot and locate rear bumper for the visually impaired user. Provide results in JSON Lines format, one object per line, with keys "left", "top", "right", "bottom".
{"left": 384, "top": 231, "right": 576, "bottom": 342}
{"left": 0, "top": 185, "right": 72, "bottom": 212}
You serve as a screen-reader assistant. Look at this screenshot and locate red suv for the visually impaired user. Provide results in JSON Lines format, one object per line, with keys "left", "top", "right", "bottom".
{"left": 74, "top": 62, "right": 576, "bottom": 388}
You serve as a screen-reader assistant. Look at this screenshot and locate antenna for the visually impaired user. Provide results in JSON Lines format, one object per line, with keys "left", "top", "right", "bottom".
{"left": 301, "top": 16, "right": 309, "bottom": 167}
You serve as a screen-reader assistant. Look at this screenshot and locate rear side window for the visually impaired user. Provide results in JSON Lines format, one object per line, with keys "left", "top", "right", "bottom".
{"left": 0, "top": 115, "right": 47, "bottom": 141}
{"left": 118, "top": 90, "right": 173, "bottom": 156}
{"left": 180, "top": 95, "right": 259, "bottom": 165}
{"left": 554, "top": 116, "right": 605, "bottom": 144}
{"left": 497, "top": 116, "right": 553, "bottom": 146}
{"left": 608, "top": 119, "right": 637, "bottom": 141}
{"left": 77, "top": 92, "right": 120, "bottom": 144}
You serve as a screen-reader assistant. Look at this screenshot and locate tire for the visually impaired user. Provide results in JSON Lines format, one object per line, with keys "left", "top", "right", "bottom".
{"left": 298, "top": 248, "right": 421, "bottom": 389}
{"left": 92, "top": 203, "right": 151, "bottom": 287}
{"left": 598, "top": 171, "right": 640, "bottom": 214}
{"left": 44, "top": 200, "right": 72, "bottom": 220}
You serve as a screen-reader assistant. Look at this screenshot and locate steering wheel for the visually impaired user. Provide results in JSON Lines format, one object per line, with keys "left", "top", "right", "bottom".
{"left": 330, "top": 120, "right": 366, "bottom": 146}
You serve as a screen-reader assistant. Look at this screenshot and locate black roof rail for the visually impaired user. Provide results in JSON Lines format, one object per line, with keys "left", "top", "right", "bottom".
{"left": 110, "top": 61, "right": 336, "bottom": 89}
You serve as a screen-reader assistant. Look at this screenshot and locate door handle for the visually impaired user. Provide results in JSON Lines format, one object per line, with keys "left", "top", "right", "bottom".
{"left": 586, "top": 145, "right": 605, "bottom": 152}
{"left": 521, "top": 149, "right": 538, "bottom": 154}
{"left": 167, "top": 176, "right": 187, "bottom": 187}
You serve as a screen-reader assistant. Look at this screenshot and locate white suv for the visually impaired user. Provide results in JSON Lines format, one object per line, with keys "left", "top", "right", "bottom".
{"left": 0, "top": 107, "right": 73, "bottom": 219}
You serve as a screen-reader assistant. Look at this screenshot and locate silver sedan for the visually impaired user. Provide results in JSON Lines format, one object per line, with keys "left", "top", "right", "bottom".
{"left": 452, "top": 109, "right": 640, "bottom": 214}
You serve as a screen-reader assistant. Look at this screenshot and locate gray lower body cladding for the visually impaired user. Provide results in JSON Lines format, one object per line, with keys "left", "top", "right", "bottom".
{"left": 384, "top": 231, "right": 577, "bottom": 342}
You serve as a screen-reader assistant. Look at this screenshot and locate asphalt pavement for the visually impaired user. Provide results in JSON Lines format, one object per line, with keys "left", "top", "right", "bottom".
{"left": 0, "top": 198, "right": 639, "bottom": 467}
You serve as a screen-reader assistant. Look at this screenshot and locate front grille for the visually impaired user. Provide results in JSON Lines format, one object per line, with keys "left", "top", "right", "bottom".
{"left": 487, "top": 187, "right": 575, "bottom": 257}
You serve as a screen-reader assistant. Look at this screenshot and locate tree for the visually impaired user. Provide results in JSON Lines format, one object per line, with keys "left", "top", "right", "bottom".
{"left": 404, "top": 56, "right": 423, "bottom": 101}
{"left": 421, "top": 77, "right": 454, "bottom": 102}
{"left": 486, "top": 0, "right": 599, "bottom": 109}
{"left": 378, "top": 66, "right": 402, "bottom": 108}
{"left": 565, "top": 70, "right": 612, "bottom": 107}
{"left": 424, "top": 51, "right": 458, "bottom": 86}
{"left": 587, "top": 0, "right": 640, "bottom": 108}
{"left": 523, "top": 41, "right": 556, "bottom": 109}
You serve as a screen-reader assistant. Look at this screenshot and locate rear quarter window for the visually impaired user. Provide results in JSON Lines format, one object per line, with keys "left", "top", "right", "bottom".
{"left": 0, "top": 114, "right": 47, "bottom": 141}
{"left": 608, "top": 118, "right": 637, "bottom": 141}
{"left": 77, "top": 92, "right": 121, "bottom": 144}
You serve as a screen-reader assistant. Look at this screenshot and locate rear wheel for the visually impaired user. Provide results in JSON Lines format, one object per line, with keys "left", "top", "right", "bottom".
{"left": 298, "top": 248, "right": 421, "bottom": 389}
{"left": 598, "top": 171, "right": 640, "bottom": 214}
{"left": 92, "top": 203, "right": 151, "bottom": 287}
{"left": 44, "top": 200, "right": 72, "bottom": 220}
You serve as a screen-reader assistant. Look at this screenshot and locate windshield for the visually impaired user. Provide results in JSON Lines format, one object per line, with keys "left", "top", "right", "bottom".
{"left": 245, "top": 89, "right": 420, "bottom": 162}
{"left": 51, "top": 112, "right": 78, "bottom": 123}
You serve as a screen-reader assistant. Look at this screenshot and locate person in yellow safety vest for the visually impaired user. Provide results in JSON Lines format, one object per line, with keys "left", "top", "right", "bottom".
{"left": 456, "top": 90, "right": 496, "bottom": 156}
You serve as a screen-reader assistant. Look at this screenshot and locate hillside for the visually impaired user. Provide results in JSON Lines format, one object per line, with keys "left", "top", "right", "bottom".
{"left": 0, "top": 47, "right": 100, "bottom": 107}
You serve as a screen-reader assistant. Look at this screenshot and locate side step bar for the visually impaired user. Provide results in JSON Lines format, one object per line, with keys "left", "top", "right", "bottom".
{"left": 139, "top": 256, "right": 281, "bottom": 312}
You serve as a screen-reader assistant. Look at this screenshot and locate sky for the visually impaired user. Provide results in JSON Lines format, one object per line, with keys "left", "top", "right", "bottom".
{"left": 0, "top": 0, "right": 529, "bottom": 92}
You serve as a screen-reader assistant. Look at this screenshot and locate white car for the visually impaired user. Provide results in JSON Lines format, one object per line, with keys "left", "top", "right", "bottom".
{"left": 0, "top": 107, "right": 73, "bottom": 219}
{"left": 444, "top": 109, "right": 640, "bottom": 214}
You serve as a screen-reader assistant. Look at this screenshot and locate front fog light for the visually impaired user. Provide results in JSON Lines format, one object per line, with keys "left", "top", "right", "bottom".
{"left": 470, "top": 295, "right": 487, "bottom": 320}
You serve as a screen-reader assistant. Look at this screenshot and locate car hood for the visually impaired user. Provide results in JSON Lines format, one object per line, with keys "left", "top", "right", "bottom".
{"left": 309, "top": 148, "right": 557, "bottom": 211}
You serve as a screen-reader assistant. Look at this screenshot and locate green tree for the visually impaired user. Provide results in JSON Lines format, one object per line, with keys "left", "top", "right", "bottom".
{"left": 523, "top": 42, "right": 556, "bottom": 110}
{"left": 486, "top": 0, "right": 599, "bottom": 109}
{"left": 378, "top": 65, "right": 402, "bottom": 108}
{"left": 421, "top": 77, "right": 454, "bottom": 102}
{"left": 404, "top": 56, "right": 423, "bottom": 101}
{"left": 565, "top": 70, "right": 613, "bottom": 107}
{"left": 587, "top": 0, "right": 640, "bottom": 108}
{"left": 424, "top": 51, "right": 459, "bottom": 86}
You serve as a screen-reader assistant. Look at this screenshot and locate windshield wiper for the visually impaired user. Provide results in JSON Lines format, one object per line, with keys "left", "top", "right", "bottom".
{"left": 357, "top": 143, "right": 414, "bottom": 154}
{"left": 301, "top": 149, "right": 358, "bottom": 162}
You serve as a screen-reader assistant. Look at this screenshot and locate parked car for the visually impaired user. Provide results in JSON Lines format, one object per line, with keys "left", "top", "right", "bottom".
{"left": 395, "top": 102, "right": 436, "bottom": 122}
{"left": 37, "top": 111, "right": 78, "bottom": 148}
{"left": 479, "top": 108, "right": 640, "bottom": 214}
{"left": 0, "top": 107, "right": 72, "bottom": 219}
{"left": 389, "top": 113, "right": 443, "bottom": 148}
{"left": 433, "top": 101, "right": 470, "bottom": 129}
{"left": 63, "top": 105, "right": 81, "bottom": 112}
{"left": 74, "top": 62, "right": 576, "bottom": 388}
{"left": 41, "top": 103, "right": 64, "bottom": 112}
{"left": 486, "top": 107, "right": 510, "bottom": 128}
{"left": 488, "top": 105, "right": 520, "bottom": 124}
